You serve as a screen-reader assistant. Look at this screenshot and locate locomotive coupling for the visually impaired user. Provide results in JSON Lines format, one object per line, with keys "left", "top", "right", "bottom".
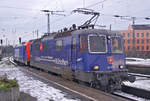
{"left": 121, "top": 74, "right": 136, "bottom": 83}
{"left": 128, "top": 75, "right": 136, "bottom": 83}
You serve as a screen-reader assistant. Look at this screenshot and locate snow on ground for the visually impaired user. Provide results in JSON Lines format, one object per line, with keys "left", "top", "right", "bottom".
{"left": 0, "top": 57, "right": 9, "bottom": 64}
{"left": 1, "top": 57, "right": 9, "bottom": 61}
{"left": 124, "top": 76, "right": 150, "bottom": 91}
{"left": 0, "top": 63, "right": 80, "bottom": 101}
{"left": 126, "top": 57, "right": 150, "bottom": 66}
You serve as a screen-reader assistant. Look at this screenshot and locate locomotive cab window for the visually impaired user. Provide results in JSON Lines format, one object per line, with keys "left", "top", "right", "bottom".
{"left": 56, "top": 40, "right": 63, "bottom": 50}
{"left": 111, "top": 37, "right": 123, "bottom": 53}
{"left": 89, "top": 35, "right": 106, "bottom": 53}
{"left": 79, "top": 36, "right": 88, "bottom": 52}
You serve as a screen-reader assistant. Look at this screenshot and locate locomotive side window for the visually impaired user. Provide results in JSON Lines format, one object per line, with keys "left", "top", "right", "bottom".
{"left": 79, "top": 36, "right": 88, "bottom": 52}
{"left": 56, "top": 40, "right": 63, "bottom": 50}
{"left": 72, "top": 38, "right": 76, "bottom": 50}
{"left": 35, "top": 43, "right": 40, "bottom": 51}
{"left": 89, "top": 36, "right": 106, "bottom": 53}
{"left": 111, "top": 37, "right": 123, "bottom": 53}
{"left": 43, "top": 41, "right": 48, "bottom": 50}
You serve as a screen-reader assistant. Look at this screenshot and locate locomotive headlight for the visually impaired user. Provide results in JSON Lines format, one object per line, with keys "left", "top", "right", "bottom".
{"left": 119, "top": 65, "right": 124, "bottom": 69}
{"left": 108, "top": 36, "right": 111, "bottom": 39}
{"left": 93, "top": 66, "right": 99, "bottom": 70}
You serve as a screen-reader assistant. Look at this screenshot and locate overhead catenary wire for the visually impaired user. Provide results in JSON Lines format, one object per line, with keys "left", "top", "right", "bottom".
{"left": 0, "top": 1, "right": 57, "bottom": 42}
{"left": 0, "top": 5, "right": 40, "bottom": 11}
{"left": 0, "top": 0, "right": 57, "bottom": 11}
{"left": 0, "top": 0, "right": 58, "bottom": 29}
{"left": 38, "top": 13, "right": 73, "bottom": 30}
{"left": 15, "top": 0, "right": 58, "bottom": 28}
{"left": 0, "top": 0, "right": 147, "bottom": 28}
{"left": 58, "top": 0, "right": 65, "bottom": 11}
{"left": 39, "top": 0, "right": 150, "bottom": 32}
{"left": 46, "top": 0, "right": 107, "bottom": 27}
{"left": 85, "top": 0, "right": 107, "bottom": 8}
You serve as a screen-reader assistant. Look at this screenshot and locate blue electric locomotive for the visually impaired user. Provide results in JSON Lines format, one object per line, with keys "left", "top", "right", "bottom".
{"left": 13, "top": 45, "right": 26, "bottom": 64}
{"left": 13, "top": 42, "right": 31, "bottom": 65}
{"left": 28, "top": 27, "right": 135, "bottom": 92}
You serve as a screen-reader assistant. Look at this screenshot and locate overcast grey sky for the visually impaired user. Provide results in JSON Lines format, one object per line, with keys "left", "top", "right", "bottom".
{"left": 0, "top": 0, "right": 150, "bottom": 45}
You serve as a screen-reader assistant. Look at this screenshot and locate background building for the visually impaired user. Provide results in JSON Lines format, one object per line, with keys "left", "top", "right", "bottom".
{"left": 120, "top": 24, "right": 150, "bottom": 58}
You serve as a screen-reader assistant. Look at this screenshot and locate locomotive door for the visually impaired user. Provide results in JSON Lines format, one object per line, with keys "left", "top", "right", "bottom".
{"left": 71, "top": 37, "right": 77, "bottom": 70}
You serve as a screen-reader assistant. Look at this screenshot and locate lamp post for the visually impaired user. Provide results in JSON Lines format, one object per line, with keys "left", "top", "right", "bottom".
{"left": 131, "top": 17, "right": 136, "bottom": 57}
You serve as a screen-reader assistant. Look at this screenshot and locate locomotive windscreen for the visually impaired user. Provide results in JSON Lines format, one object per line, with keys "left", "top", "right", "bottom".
{"left": 89, "top": 35, "right": 106, "bottom": 53}
{"left": 111, "top": 37, "right": 123, "bottom": 53}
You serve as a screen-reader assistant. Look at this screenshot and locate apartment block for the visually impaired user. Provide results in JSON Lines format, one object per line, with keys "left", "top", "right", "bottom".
{"left": 120, "top": 24, "right": 150, "bottom": 58}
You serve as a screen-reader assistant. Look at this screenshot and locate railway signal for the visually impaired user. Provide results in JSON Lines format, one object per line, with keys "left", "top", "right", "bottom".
{"left": 19, "top": 37, "right": 21, "bottom": 44}
{"left": 0, "top": 39, "right": 2, "bottom": 45}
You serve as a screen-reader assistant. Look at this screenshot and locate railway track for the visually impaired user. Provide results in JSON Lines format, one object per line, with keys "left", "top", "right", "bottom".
{"left": 121, "top": 85, "right": 150, "bottom": 99}
{"left": 114, "top": 73, "right": 150, "bottom": 100}
{"left": 113, "top": 85, "right": 150, "bottom": 100}
{"left": 113, "top": 92, "right": 137, "bottom": 101}
{"left": 123, "top": 73, "right": 150, "bottom": 100}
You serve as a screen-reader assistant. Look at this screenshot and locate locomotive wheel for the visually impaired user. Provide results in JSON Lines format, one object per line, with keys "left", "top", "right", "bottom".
{"left": 90, "top": 81, "right": 97, "bottom": 88}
